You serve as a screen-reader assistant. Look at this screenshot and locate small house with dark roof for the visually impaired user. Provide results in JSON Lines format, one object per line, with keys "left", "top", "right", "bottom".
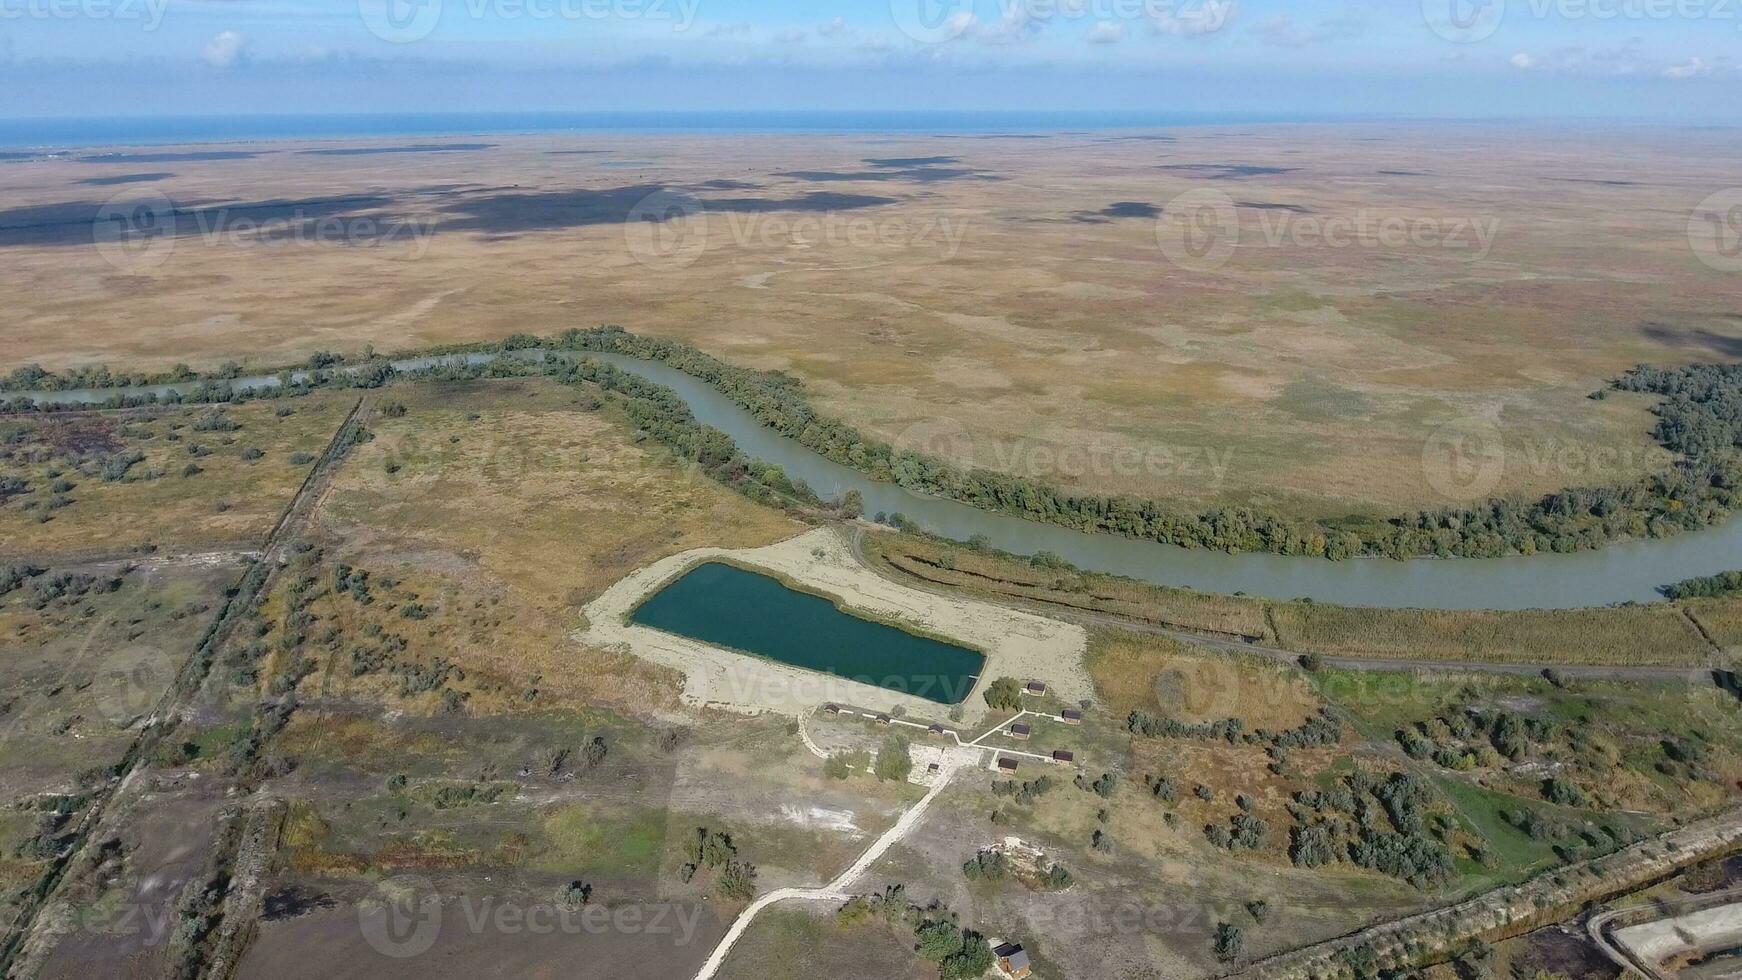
{"left": 874, "top": 713, "right": 892, "bottom": 726}
{"left": 823, "top": 703, "right": 841, "bottom": 715}
{"left": 1008, "top": 722, "right": 1031, "bottom": 741}
{"left": 1060, "top": 708, "right": 1083, "bottom": 725}
{"left": 996, "top": 757, "right": 1020, "bottom": 772}
{"left": 1052, "top": 749, "right": 1075, "bottom": 764}
{"left": 994, "top": 943, "right": 1032, "bottom": 979}
{"left": 1024, "top": 681, "right": 1047, "bottom": 696}
{"left": 927, "top": 762, "right": 941, "bottom": 775}
{"left": 927, "top": 723, "right": 946, "bottom": 737}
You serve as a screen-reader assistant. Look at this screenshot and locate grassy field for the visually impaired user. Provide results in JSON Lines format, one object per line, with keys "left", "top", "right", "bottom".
{"left": 1086, "top": 629, "right": 1320, "bottom": 729}
{"left": 1266, "top": 601, "right": 1709, "bottom": 667}
{"left": 6, "top": 126, "right": 1737, "bottom": 520}
{"left": 0, "top": 393, "right": 353, "bottom": 557}
{"left": 869, "top": 530, "right": 1731, "bottom": 667}
{"left": 1309, "top": 666, "right": 1741, "bottom": 817}
{"left": 715, "top": 907, "right": 933, "bottom": 980}
{"left": 0, "top": 559, "right": 243, "bottom": 945}
{"left": 1687, "top": 599, "right": 1742, "bottom": 653}
{"left": 315, "top": 375, "right": 803, "bottom": 711}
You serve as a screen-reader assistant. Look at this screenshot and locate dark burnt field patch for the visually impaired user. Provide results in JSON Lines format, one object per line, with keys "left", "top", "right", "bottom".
{"left": 436, "top": 185, "right": 897, "bottom": 236}
{"left": 75, "top": 173, "right": 173, "bottom": 187}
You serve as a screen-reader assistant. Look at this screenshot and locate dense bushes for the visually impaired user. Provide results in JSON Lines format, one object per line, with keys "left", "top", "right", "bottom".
{"left": 1663, "top": 569, "right": 1742, "bottom": 599}
{"left": 1287, "top": 772, "right": 1457, "bottom": 890}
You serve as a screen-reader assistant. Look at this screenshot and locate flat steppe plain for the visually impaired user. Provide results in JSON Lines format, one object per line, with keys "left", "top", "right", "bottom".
{"left": 3, "top": 124, "right": 1740, "bottom": 519}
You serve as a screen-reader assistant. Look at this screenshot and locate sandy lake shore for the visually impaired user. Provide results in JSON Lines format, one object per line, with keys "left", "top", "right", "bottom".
{"left": 574, "top": 526, "right": 1090, "bottom": 723}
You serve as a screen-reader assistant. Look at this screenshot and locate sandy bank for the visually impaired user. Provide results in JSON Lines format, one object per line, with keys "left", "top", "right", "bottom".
{"left": 574, "top": 527, "right": 1089, "bottom": 723}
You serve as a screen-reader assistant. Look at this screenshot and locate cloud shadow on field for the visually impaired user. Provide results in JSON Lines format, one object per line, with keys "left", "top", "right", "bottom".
{"left": 1159, "top": 164, "right": 1300, "bottom": 179}
{"left": 434, "top": 185, "right": 898, "bottom": 237}
{"left": 1071, "top": 202, "right": 1161, "bottom": 223}
{"left": 77, "top": 151, "right": 259, "bottom": 163}
{"left": 296, "top": 143, "right": 497, "bottom": 156}
{"left": 863, "top": 156, "right": 960, "bottom": 167}
{"left": 774, "top": 160, "right": 1000, "bottom": 184}
{"left": 1640, "top": 323, "right": 1742, "bottom": 360}
{"left": 1237, "top": 201, "right": 1313, "bottom": 213}
{"left": 76, "top": 173, "right": 174, "bottom": 186}
{"left": 0, "top": 193, "right": 404, "bottom": 248}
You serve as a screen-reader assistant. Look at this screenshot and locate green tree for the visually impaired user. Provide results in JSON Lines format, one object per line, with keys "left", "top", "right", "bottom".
{"left": 874, "top": 737, "right": 912, "bottom": 782}
{"left": 983, "top": 677, "right": 1024, "bottom": 711}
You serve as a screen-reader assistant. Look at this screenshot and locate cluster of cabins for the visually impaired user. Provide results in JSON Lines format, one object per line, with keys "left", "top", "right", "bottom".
{"left": 824, "top": 679, "right": 1084, "bottom": 777}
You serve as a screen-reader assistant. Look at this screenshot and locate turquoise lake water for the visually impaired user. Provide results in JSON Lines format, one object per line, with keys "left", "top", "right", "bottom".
{"left": 629, "top": 561, "right": 985, "bottom": 705}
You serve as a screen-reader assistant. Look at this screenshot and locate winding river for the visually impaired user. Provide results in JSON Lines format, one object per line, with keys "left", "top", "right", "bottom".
{"left": 12, "top": 351, "right": 1742, "bottom": 611}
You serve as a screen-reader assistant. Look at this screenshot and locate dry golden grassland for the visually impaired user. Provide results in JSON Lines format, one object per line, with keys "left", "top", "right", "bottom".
{"left": 1086, "top": 628, "right": 1320, "bottom": 729}
{"left": 4, "top": 126, "right": 1737, "bottom": 519}
{"left": 0, "top": 394, "right": 352, "bottom": 557}
{"left": 1265, "top": 602, "right": 1707, "bottom": 667}
{"left": 315, "top": 375, "right": 802, "bottom": 711}
{"left": 1686, "top": 599, "right": 1742, "bottom": 654}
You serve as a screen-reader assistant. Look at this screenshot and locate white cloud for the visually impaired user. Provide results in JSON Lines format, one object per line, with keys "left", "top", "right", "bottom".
{"left": 1087, "top": 21, "right": 1125, "bottom": 44}
{"left": 1510, "top": 52, "right": 1536, "bottom": 70}
{"left": 201, "top": 30, "right": 247, "bottom": 70}
{"left": 1663, "top": 56, "right": 1710, "bottom": 79}
{"left": 772, "top": 28, "right": 807, "bottom": 44}
{"left": 857, "top": 33, "right": 895, "bottom": 53}
{"left": 704, "top": 22, "right": 753, "bottom": 38}
{"left": 817, "top": 16, "right": 849, "bottom": 38}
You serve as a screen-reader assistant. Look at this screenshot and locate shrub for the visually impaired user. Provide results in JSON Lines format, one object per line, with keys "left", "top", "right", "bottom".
{"left": 983, "top": 676, "right": 1024, "bottom": 711}
{"left": 874, "top": 736, "right": 912, "bottom": 782}
{"left": 1213, "top": 922, "right": 1244, "bottom": 963}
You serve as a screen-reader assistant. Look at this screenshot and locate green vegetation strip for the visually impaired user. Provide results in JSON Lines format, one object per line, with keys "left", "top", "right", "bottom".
{"left": 7, "top": 328, "right": 1741, "bottom": 561}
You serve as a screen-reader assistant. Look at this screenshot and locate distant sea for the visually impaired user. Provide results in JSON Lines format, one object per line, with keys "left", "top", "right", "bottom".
{"left": 0, "top": 110, "right": 1369, "bottom": 150}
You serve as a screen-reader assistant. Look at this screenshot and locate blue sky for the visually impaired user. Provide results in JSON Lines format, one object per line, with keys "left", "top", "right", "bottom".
{"left": 4, "top": 0, "right": 1741, "bottom": 119}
